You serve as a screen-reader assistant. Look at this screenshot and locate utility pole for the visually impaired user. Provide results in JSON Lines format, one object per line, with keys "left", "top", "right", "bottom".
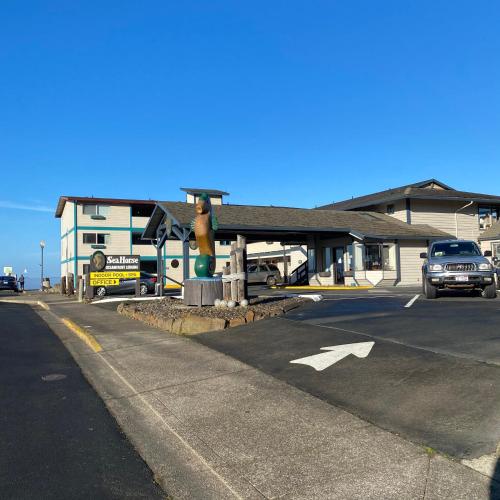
{"left": 40, "top": 240, "right": 45, "bottom": 290}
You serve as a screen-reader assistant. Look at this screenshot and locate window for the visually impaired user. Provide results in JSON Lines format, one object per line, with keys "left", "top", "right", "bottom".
{"left": 493, "top": 243, "right": 500, "bottom": 258}
{"left": 83, "top": 233, "right": 96, "bottom": 244}
{"left": 220, "top": 240, "right": 231, "bottom": 246}
{"left": 247, "top": 265, "right": 258, "bottom": 273}
{"left": 431, "top": 241, "right": 481, "bottom": 257}
{"left": 387, "top": 204, "right": 395, "bottom": 215}
{"left": 364, "top": 243, "right": 396, "bottom": 271}
{"left": 322, "top": 247, "right": 333, "bottom": 272}
{"left": 131, "top": 204, "right": 154, "bottom": 217}
{"left": 307, "top": 248, "right": 316, "bottom": 273}
{"left": 132, "top": 232, "right": 150, "bottom": 245}
{"left": 82, "top": 204, "right": 109, "bottom": 216}
{"left": 479, "top": 206, "right": 499, "bottom": 230}
{"left": 382, "top": 244, "right": 396, "bottom": 271}
{"left": 83, "top": 233, "right": 110, "bottom": 245}
{"left": 354, "top": 243, "right": 364, "bottom": 271}
{"left": 346, "top": 245, "right": 353, "bottom": 271}
{"left": 364, "top": 244, "right": 383, "bottom": 270}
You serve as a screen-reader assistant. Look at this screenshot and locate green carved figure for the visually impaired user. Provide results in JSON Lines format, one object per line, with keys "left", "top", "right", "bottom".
{"left": 190, "top": 193, "right": 218, "bottom": 277}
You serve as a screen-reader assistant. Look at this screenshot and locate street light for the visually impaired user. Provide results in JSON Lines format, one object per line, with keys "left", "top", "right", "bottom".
{"left": 40, "top": 240, "right": 45, "bottom": 290}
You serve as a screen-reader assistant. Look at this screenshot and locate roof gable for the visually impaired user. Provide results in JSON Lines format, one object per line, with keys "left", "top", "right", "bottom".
{"left": 319, "top": 179, "right": 500, "bottom": 211}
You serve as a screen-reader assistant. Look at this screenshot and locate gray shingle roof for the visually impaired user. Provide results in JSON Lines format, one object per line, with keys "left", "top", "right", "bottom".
{"left": 320, "top": 181, "right": 500, "bottom": 211}
{"left": 144, "top": 201, "right": 451, "bottom": 241}
{"left": 180, "top": 188, "right": 229, "bottom": 196}
{"left": 479, "top": 221, "right": 500, "bottom": 241}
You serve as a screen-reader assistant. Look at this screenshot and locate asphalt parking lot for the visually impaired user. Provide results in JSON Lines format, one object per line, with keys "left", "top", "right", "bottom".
{"left": 195, "top": 288, "right": 500, "bottom": 460}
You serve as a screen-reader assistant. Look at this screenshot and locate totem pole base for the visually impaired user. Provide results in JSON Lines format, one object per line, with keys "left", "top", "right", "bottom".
{"left": 184, "top": 277, "right": 223, "bottom": 306}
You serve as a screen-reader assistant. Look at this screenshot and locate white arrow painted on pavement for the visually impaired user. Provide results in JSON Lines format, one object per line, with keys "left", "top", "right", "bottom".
{"left": 290, "top": 342, "right": 375, "bottom": 372}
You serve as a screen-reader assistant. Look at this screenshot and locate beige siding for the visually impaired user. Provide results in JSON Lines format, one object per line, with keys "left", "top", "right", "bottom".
{"left": 410, "top": 200, "right": 479, "bottom": 240}
{"left": 372, "top": 199, "right": 407, "bottom": 222}
{"left": 60, "top": 202, "right": 75, "bottom": 278}
{"left": 131, "top": 215, "right": 149, "bottom": 229}
{"left": 399, "top": 240, "right": 427, "bottom": 285}
{"left": 77, "top": 203, "right": 130, "bottom": 228}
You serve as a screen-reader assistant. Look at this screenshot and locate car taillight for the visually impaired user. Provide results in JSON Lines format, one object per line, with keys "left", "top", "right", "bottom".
{"left": 151, "top": 277, "right": 157, "bottom": 283}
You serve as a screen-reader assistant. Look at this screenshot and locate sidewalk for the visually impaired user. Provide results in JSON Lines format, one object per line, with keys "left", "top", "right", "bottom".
{"left": 4, "top": 292, "right": 499, "bottom": 499}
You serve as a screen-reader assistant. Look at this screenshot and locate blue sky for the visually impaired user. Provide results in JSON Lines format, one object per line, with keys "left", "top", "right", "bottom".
{"left": 1, "top": 1, "right": 499, "bottom": 279}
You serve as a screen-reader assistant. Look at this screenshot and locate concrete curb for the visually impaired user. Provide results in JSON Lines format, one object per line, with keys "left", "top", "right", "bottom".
{"left": 0, "top": 298, "right": 50, "bottom": 310}
{"left": 273, "top": 285, "right": 373, "bottom": 290}
{"left": 60, "top": 318, "right": 103, "bottom": 353}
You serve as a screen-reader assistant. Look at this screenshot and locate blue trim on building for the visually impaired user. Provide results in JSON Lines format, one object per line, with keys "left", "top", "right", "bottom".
{"left": 74, "top": 203, "right": 78, "bottom": 277}
{"left": 77, "top": 226, "right": 146, "bottom": 231}
{"left": 166, "top": 255, "right": 231, "bottom": 259}
{"left": 60, "top": 227, "right": 75, "bottom": 240}
{"left": 61, "top": 256, "right": 91, "bottom": 265}
{"left": 129, "top": 207, "right": 133, "bottom": 254}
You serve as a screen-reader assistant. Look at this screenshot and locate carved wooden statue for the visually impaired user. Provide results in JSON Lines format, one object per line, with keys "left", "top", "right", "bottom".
{"left": 191, "top": 193, "right": 218, "bottom": 277}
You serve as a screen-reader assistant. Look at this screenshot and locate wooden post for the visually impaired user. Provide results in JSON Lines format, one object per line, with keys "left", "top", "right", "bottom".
{"left": 222, "top": 265, "right": 231, "bottom": 301}
{"left": 237, "top": 235, "right": 247, "bottom": 300}
{"left": 184, "top": 279, "right": 223, "bottom": 306}
{"left": 230, "top": 242, "right": 238, "bottom": 302}
{"left": 182, "top": 239, "right": 190, "bottom": 282}
{"left": 67, "top": 274, "right": 74, "bottom": 295}
{"left": 85, "top": 273, "right": 94, "bottom": 299}
{"left": 77, "top": 277, "right": 84, "bottom": 302}
{"left": 61, "top": 276, "right": 67, "bottom": 295}
{"left": 282, "top": 243, "right": 288, "bottom": 284}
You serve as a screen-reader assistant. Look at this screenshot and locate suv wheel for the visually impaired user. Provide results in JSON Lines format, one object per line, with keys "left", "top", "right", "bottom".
{"left": 140, "top": 284, "right": 148, "bottom": 296}
{"left": 266, "top": 276, "right": 277, "bottom": 286}
{"left": 95, "top": 286, "right": 106, "bottom": 297}
{"left": 482, "top": 282, "right": 497, "bottom": 299}
{"left": 424, "top": 279, "right": 438, "bottom": 299}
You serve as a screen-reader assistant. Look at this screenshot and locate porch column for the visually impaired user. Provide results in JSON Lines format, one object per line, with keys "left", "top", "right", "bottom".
{"left": 314, "top": 236, "right": 323, "bottom": 273}
{"left": 182, "top": 239, "right": 190, "bottom": 281}
{"left": 307, "top": 235, "right": 317, "bottom": 273}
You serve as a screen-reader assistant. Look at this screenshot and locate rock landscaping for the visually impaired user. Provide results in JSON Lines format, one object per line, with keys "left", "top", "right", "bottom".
{"left": 117, "top": 295, "right": 306, "bottom": 335}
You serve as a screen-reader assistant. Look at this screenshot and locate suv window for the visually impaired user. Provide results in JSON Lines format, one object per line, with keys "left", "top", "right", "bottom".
{"left": 258, "top": 265, "right": 269, "bottom": 272}
{"left": 267, "top": 264, "right": 279, "bottom": 271}
{"left": 431, "top": 241, "right": 481, "bottom": 257}
{"left": 247, "top": 265, "right": 258, "bottom": 273}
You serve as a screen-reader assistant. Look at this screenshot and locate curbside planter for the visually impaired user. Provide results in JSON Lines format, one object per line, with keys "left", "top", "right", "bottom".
{"left": 117, "top": 297, "right": 306, "bottom": 336}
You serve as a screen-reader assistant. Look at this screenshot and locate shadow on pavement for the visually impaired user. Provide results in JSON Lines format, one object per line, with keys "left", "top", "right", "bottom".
{"left": 491, "top": 458, "right": 500, "bottom": 499}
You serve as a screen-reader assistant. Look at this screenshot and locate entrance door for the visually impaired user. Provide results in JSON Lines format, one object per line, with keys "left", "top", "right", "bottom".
{"left": 334, "top": 247, "right": 344, "bottom": 284}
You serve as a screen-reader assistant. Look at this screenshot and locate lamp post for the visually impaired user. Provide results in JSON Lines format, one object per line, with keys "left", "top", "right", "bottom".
{"left": 40, "top": 240, "right": 45, "bottom": 290}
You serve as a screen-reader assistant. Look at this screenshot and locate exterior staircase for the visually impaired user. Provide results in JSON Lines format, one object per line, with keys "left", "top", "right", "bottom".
{"left": 288, "top": 261, "right": 309, "bottom": 285}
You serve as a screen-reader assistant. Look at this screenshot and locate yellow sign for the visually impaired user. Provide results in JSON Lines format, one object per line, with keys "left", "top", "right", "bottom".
{"left": 90, "top": 278, "right": 120, "bottom": 286}
{"left": 90, "top": 271, "right": 140, "bottom": 279}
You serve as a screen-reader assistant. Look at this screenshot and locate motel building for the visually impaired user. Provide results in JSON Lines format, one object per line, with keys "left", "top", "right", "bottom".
{"left": 56, "top": 188, "right": 233, "bottom": 285}
{"left": 56, "top": 179, "right": 500, "bottom": 288}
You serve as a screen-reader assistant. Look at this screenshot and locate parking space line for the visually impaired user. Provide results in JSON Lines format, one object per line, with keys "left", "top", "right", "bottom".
{"left": 404, "top": 294, "right": 420, "bottom": 308}
{"left": 322, "top": 295, "right": 413, "bottom": 302}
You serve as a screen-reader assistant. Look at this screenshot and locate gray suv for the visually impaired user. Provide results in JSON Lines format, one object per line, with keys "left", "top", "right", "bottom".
{"left": 420, "top": 240, "right": 496, "bottom": 299}
{"left": 247, "top": 264, "right": 282, "bottom": 286}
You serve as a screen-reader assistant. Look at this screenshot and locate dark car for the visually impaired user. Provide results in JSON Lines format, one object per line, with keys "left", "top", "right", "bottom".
{"left": 94, "top": 272, "right": 157, "bottom": 297}
{"left": 0, "top": 276, "right": 18, "bottom": 292}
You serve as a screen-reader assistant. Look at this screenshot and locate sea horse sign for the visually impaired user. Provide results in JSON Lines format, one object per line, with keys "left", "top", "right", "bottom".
{"left": 88, "top": 251, "right": 141, "bottom": 297}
